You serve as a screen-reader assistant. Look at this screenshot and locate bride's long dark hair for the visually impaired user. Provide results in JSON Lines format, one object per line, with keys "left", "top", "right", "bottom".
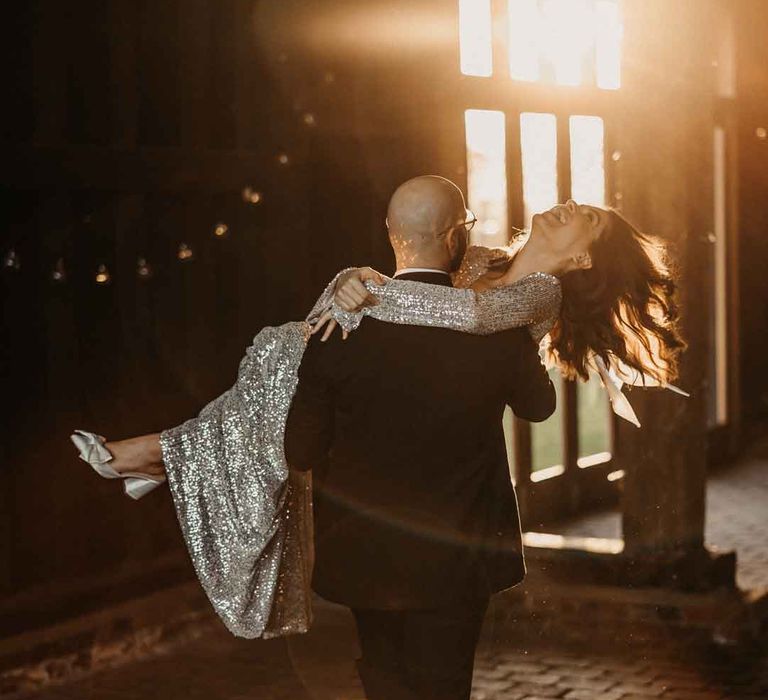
{"left": 495, "top": 208, "right": 687, "bottom": 384}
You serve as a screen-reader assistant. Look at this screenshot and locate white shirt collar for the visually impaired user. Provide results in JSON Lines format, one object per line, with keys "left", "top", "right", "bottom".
{"left": 393, "top": 267, "right": 451, "bottom": 278}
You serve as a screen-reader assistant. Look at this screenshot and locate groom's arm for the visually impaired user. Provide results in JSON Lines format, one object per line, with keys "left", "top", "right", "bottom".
{"left": 284, "top": 335, "right": 335, "bottom": 472}
{"left": 506, "top": 331, "right": 556, "bottom": 423}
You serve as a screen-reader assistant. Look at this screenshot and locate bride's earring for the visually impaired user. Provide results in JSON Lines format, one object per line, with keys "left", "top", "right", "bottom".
{"left": 573, "top": 253, "right": 592, "bottom": 270}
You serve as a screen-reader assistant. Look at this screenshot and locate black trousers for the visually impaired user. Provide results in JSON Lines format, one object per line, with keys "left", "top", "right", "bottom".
{"left": 350, "top": 597, "right": 490, "bottom": 700}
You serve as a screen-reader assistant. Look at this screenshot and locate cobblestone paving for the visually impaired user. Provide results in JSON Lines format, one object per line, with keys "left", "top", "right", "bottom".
{"left": 548, "top": 450, "right": 768, "bottom": 591}
{"left": 13, "top": 448, "right": 768, "bottom": 699}
{"left": 469, "top": 640, "right": 768, "bottom": 700}
{"left": 13, "top": 613, "right": 768, "bottom": 700}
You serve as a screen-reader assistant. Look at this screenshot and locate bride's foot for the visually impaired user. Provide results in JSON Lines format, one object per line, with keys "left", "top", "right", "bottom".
{"left": 70, "top": 430, "right": 166, "bottom": 500}
{"left": 104, "top": 434, "right": 166, "bottom": 478}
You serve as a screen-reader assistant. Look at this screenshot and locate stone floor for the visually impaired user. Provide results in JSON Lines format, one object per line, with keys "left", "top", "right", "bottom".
{"left": 11, "top": 606, "right": 768, "bottom": 700}
{"left": 547, "top": 446, "right": 768, "bottom": 592}
{"left": 10, "top": 446, "right": 768, "bottom": 700}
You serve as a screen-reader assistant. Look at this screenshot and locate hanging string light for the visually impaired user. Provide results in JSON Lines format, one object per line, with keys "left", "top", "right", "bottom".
{"left": 137, "top": 257, "right": 152, "bottom": 278}
{"left": 241, "top": 187, "right": 262, "bottom": 205}
{"left": 95, "top": 264, "right": 111, "bottom": 284}
{"left": 177, "top": 242, "right": 194, "bottom": 260}
{"left": 51, "top": 257, "right": 66, "bottom": 283}
{"left": 302, "top": 113, "right": 316, "bottom": 127}
{"left": 12, "top": 136, "right": 311, "bottom": 285}
{"left": 3, "top": 249, "right": 20, "bottom": 270}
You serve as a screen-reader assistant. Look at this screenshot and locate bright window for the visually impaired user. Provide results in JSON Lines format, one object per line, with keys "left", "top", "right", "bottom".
{"left": 459, "top": 0, "right": 493, "bottom": 77}
{"left": 465, "top": 109, "right": 509, "bottom": 247}
{"left": 709, "top": 126, "right": 728, "bottom": 427}
{"left": 520, "top": 112, "right": 558, "bottom": 229}
{"left": 569, "top": 115, "right": 606, "bottom": 206}
{"left": 507, "top": 0, "right": 622, "bottom": 88}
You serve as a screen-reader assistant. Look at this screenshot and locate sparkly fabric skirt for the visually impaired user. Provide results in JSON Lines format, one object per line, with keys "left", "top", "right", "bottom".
{"left": 157, "top": 278, "right": 341, "bottom": 639}
{"left": 159, "top": 322, "right": 314, "bottom": 638}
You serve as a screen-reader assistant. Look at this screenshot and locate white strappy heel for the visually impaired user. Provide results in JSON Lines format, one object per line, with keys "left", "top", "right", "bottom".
{"left": 69, "top": 429, "right": 166, "bottom": 500}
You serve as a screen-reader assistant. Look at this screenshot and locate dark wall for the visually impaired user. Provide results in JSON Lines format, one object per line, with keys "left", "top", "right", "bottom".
{"left": 0, "top": 0, "right": 457, "bottom": 634}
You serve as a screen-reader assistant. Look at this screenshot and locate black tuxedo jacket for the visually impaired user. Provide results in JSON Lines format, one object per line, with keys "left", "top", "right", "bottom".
{"left": 284, "top": 271, "right": 556, "bottom": 609}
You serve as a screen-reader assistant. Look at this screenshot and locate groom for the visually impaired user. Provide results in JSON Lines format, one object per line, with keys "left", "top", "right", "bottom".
{"left": 284, "top": 175, "right": 555, "bottom": 699}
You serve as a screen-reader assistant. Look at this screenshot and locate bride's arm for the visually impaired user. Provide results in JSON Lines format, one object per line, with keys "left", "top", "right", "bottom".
{"left": 319, "top": 270, "right": 562, "bottom": 343}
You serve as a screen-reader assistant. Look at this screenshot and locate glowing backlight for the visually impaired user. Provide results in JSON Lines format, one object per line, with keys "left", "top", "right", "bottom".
{"left": 507, "top": 0, "right": 622, "bottom": 89}
{"left": 464, "top": 109, "right": 509, "bottom": 246}
{"left": 540, "top": 0, "right": 592, "bottom": 86}
{"left": 459, "top": 0, "right": 493, "bottom": 77}
{"left": 520, "top": 112, "right": 558, "bottom": 229}
{"left": 595, "top": 0, "right": 623, "bottom": 89}
{"left": 508, "top": 0, "right": 540, "bottom": 82}
{"left": 569, "top": 115, "right": 605, "bottom": 206}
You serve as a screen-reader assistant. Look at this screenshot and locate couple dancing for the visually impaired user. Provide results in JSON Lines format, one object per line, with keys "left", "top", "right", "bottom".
{"left": 70, "top": 175, "right": 685, "bottom": 699}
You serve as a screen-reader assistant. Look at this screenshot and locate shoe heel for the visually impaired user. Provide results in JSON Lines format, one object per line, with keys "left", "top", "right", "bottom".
{"left": 124, "top": 477, "right": 163, "bottom": 500}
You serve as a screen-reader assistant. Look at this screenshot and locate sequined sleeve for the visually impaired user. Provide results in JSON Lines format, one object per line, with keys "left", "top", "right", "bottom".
{"left": 327, "top": 272, "right": 562, "bottom": 344}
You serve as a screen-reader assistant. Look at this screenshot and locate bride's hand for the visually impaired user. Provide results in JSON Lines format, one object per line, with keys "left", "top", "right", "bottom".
{"left": 310, "top": 267, "right": 387, "bottom": 342}
{"left": 311, "top": 311, "right": 348, "bottom": 342}
{"left": 334, "top": 267, "right": 387, "bottom": 311}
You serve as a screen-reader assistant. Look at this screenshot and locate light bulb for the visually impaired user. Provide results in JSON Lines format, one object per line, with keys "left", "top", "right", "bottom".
{"left": 241, "top": 187, "right": 262, "bottom": 205}
{"left": 177, "top": 243, "right": 194, "bottom": 260}
{"left": 3, "top": 249, "right": 20, "bottom": 270}
{"left": 137, "top": 257, "right": 152, "bottom": 278}
{"left": 51, "top": 257, "right": 66, "bottom": 282}
{"left": 95, "top": 263, "right": 111, "bottom": 284}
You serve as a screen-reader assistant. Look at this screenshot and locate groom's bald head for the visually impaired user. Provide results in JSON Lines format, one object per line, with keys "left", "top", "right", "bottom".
{"left": 386, "top": 176, "right": 469, "bottom": 271}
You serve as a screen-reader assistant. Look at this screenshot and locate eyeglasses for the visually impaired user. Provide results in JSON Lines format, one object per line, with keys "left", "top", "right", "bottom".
{"left": 385, "top": 209, "right": 478, "bottom": 236}
{"left": 436, "top": 210, "right": 478, "bottom": 238}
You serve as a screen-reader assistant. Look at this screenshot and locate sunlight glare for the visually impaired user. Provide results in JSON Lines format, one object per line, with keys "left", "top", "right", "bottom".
{"left": 569, "top": 115, "right": 605, "bottom": 206}
{"left": 595, "top": 0, "right": 623, "bottom": 89}
{"left": 508, "top": 0, "right": 540, "bottom": 82}
{"left": 465, "top": 109, "right": 509, "bottom": 246}
{"left": 507, "top": 0, "right": 622, "bottom": 89}
{"left": 459, "top": 0, "right": 493, "bottom": 77}
{"left": 539, "top": 0, "right": 593, "bottom": 86}
{"left": 520, "top": 112, "right": 558, "bottom": 229}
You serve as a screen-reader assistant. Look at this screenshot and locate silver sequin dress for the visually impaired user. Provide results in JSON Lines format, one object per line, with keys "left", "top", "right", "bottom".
{"left": 158, "top": 246, "right": 562, "bottom": 639}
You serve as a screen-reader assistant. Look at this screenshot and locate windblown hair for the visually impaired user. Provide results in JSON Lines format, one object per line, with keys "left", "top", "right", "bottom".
{"left": 495, "top": 209, "right": 687, "bottom": 384}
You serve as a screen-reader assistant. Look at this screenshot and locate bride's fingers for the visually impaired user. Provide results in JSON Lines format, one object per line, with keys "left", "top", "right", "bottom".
{"left": 310, "top": 311, "right": 333, "bottom": 335}
{"left": 336, "top": 288, "right": 367, "bottom": 312}
{"left": 339, "top": 280, "right": 368, "bottom": 305}
{"left": 359, "top": 267, "right": 387, "bottom": 286}
{"left": 320, "top": 318, "right": 339, "bottom": 342}
{"left": 337, "top": 280, "right": 379, "bottom": 311}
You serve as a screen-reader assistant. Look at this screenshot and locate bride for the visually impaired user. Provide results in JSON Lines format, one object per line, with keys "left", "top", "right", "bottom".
{"left": 69, "top": 176, "right": 686, "bottom": 639}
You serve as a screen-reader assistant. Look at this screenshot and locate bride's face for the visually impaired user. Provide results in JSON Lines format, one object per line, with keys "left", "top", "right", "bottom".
{"left": 530, "top": 200, "right": 608, "bottom": 267}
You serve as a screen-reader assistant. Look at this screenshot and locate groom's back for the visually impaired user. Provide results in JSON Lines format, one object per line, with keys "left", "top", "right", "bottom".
{"left": 285, "top": 283, "right": 555, "bottom": 609}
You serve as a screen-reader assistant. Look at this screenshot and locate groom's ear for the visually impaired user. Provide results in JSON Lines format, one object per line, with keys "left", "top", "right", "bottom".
{"left": 445, "top": 225, "right": 461, "bottom": 254}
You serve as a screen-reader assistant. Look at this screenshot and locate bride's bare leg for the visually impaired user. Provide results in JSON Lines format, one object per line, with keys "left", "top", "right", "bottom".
{"left": 104, "top": 433, "right": 166, "bottom": 477}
